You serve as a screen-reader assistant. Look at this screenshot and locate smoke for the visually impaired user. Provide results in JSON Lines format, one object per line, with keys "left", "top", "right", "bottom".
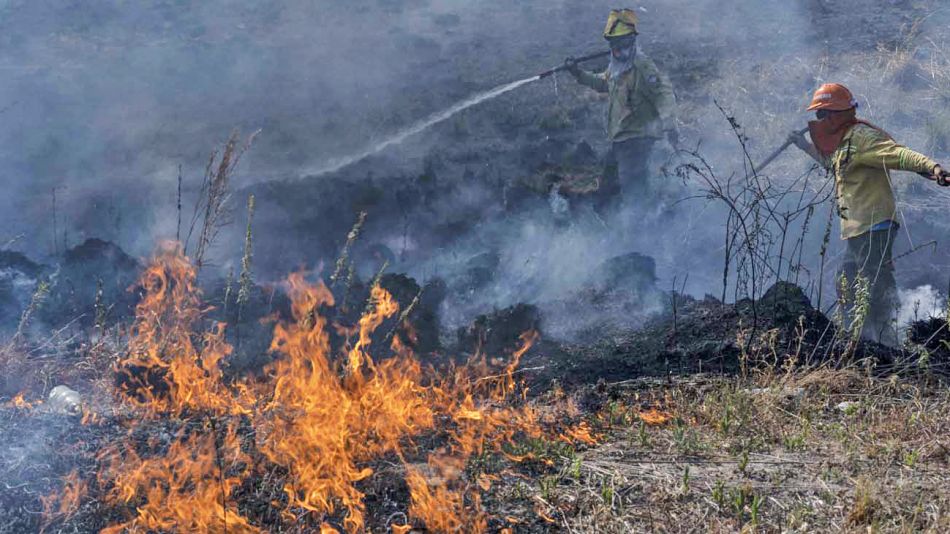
{"left": 898, "top": 284, "right": 943, "bottom": 329}
{"left": 2, "top": 0, "right": 949, "bottom": 340}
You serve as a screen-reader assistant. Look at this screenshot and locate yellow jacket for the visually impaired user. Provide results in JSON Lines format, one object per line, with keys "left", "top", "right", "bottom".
{"left": 827, "top": 123, "right": 937, "bottom": 239}
{"left": 574, "top": 54, "right": 676, "bottom": 142}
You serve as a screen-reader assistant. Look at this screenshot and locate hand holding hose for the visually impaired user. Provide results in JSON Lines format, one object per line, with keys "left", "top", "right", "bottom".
{"left": 538, "top": 50, "right": 610, "bottom": 79}
{"left": 563, "top": 56, "right": 581, "bottom": 77}
{"left": 930, "top": 164, "right": 949, "bottom": 186}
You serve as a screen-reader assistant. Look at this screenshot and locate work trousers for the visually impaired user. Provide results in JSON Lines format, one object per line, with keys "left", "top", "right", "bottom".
{"left": 837, "top": 227, "right": 898, "bottom": 344}
{"left": 610, "top": 137, "right": 657, "bottom": 207}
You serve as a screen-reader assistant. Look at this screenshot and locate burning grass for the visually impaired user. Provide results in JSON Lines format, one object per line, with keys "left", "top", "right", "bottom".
{"left": 25, "top": 242, "right": 590, "bottom": 533}
{"left": 5, "top": 245, "right": 950, "bottom": 533}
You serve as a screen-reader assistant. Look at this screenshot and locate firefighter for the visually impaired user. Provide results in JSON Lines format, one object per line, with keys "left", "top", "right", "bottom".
{"left": 789, "top": 82, "right": 948, "bottom": 343}
{"left": 565, "top": 9, "right": 678, "bottom": 208}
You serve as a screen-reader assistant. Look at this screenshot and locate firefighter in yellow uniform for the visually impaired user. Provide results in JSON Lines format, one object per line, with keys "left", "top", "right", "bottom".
{"left": 790, "top": 83, "right": 948, "bottom": 342}
{"left": 565, "top": 9, "right": 677, "bottom": 208}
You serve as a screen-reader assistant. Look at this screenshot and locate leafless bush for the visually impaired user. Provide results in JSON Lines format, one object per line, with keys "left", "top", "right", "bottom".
{"left": 671, "top": 104, "right": 833, "bottom": 328}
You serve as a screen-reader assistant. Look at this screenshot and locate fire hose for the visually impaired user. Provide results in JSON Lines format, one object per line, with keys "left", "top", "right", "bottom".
{"left": 538, "top": 50, "right": 611, "bottom": 79}
{"left": 756, "top": 128, "right": 949, "bottom": 186}
{"left": 753, "top": 126, "right": 809, "bottom": 175}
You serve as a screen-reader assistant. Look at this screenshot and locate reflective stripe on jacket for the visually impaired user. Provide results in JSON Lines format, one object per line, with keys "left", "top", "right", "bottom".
{"left": 574, "top": 54, "right": 675, "bottom": 142}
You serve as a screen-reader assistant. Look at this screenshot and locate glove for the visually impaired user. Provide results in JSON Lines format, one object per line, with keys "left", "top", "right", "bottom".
{"left": 564, "top": 56, "right": 581, "bottom": 76}
{"left": 932, "top": 165, "right": 949, "bottom": 187}
{"left": 787, "top": 130, "right": 811, "bottom": 151}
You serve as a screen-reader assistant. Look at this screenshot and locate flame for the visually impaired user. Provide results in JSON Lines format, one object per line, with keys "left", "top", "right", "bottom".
{"left": 44, "top": 244, "right": 584, "bottom": 533}
{"left": 253, "top": 274, "right": 434, "bottom": 531}
{"left": 5, "top": 390, "right": 42, "bottom": 410}
{"left": 559, "top": 421, "right": 598, "bottom": 445}
{"left": 10, "top": 392, "right": 35, "bottom": 409}
{"left": 117, "top": 241, "right": 251, "bottom": 417}
{"left": 638, "top": 407, "right": 672, "bottom": 425}
{"left": 99, "top": 422, "right": 256, "bottom": 533}
{"left": 80, "top": 406, "right": 102, "bottom": 426}
{"left": 40, "top": 469, "right": 86, "bottom": 527}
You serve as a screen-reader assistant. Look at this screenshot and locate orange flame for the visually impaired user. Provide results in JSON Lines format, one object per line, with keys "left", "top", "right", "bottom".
{"left": 47, "top": 244, "right": 580, "bottom": 533}
{"left": 99, "top": 423, "right": 257, "bottom": 533}
{"left": 117, "top": 242, "right": 251, "bottom": 417}
{"left": 40, "top": 469, "right": 86, "bottom": 528}
{"left": 8, "top": 392, "right": 40, "bottom": 409}
{"left": 639, "top": 407, "right": 672, "bottom": 425}
{"left": 559, "top": 421, "right": 598, "bottom": 445}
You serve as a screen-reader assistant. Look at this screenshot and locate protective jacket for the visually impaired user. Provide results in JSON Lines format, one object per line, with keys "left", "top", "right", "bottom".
{"left": 574, "top": 54, "right": 675, "bottom": 142}
{"left": 825, "top": 123, "right": 937, "bottom": 239}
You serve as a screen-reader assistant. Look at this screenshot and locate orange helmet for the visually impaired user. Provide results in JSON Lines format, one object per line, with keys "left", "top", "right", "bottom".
{"left": 807, "top": 83, "right": 858, "bottom": 111}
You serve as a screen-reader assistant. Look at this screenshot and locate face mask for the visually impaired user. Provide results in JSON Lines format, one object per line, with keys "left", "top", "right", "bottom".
{"left": 607, "top": 38, "right": 637, "bottom": 78}
{"left": 808, "top": 108, "right": 858, "bottom": 157}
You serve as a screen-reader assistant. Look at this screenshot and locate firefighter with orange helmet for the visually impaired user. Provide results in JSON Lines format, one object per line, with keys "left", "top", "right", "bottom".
{"left": 790, "top": 83, "right": 948, "bottom": 342}
{"left": 565, "top": 9, "right": 678, "bottom": 208}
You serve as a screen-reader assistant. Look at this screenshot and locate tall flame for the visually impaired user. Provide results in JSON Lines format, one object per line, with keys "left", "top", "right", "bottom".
{"left": 41, "top": 244, "right": 588, "bottom": 533}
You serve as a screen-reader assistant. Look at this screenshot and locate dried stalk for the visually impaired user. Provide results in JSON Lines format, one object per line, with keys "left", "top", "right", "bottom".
{"left": 331, "top": 211, "right": 367, "bottom": 287}
{"left": 185, "top": 129, "right": 260, "bottom": 272}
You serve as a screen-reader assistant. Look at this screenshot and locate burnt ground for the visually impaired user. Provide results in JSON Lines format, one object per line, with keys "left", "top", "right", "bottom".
{"left": 4, "top": 268, "right": 949, "bottom": 532}
{"left": 2, "top": 0, "right": 950, "bottom": 532}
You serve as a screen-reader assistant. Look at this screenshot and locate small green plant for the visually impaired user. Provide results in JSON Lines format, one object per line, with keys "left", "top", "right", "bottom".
{"left": 569, "top": 456, "right": 582, "bottom": 479}
{"left": 730, "top": 486, "right": 746, "bottom": 520}
{"left": 784, "top": 420, "right": 810, "bottom": 451}
{"left": 12, "top": 280, "right": 49, "bottom": 344}
{"left": 606, "top": 400, "right": 623, "bottom": 427}
{"left": 737, "top": 449, "right": 750, "bottom": 475}
{"left": 917, "top": 348, "right": 931, "bottom": 373}
{"left": 222, "top": 267, "right": 234, "bottom": 314}
{"left": 512, "top": 481, "right": 529, "bottom": 500}
{"left": 467, "top": 446, "right": 497, "bottom": 476}
{"left": 903, "top": 449, "right": 920, "bottom": 468}
{"left": 718, "top": 403, "right": 733, "bottom": 436}
{"left": 672, "top": 418, "right": 699, "bottom": 453}
{"left": 600, "top": 477, "right": 614, "bottom": 505}
{"left": 237, "top": 193, "right": 255, "bottom": 319}
{"left": 638, "top": 420, "right": 649, "bottom": 447}
{"left": 848, "top": 274, "right": 871, "bottom": 352}
{"left": 834, "top": 272, "right": 850, "bottom": 332}
{"left": 504, "top": 436, "right": 574, "bottom": 468}
{"left": 750, "top": 493, "right": 764, "bottom": 524}
{"left": 680, "top": 466, "right": 691, "bottom": 495}
{"left": 539, "top": 475, "right": 558, "bottom": 501}
{"left": 330, "top": 211, "right": 367, "bottom": 287}
{"left": 712, "top": 479, "right": 726, "bottom": 509}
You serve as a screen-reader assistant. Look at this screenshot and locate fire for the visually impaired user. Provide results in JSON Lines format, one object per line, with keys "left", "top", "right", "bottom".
{"left": 638, "top": 407, "right": 672, "bottom": 425}
{"left": 80, "top": 406, "right": 102, "bottom": 426}
{"left": 40, "top": 469, "right": 86, "bottom": 528}
{"left": 10, "top": 392, "right": 36, "bottom": 409}
{"left": 42, "top": 244, "right": 590, "bottom": 533}
{"left": 98, "top": 423, "right": 257, "bottom": 533}
{"left": 115, "top": 241, "right": 252, "bottom": 418}
{"left": 253, "top": 273, "right": 434, "bottom": 531}
{"left": 5, "top": 390, "right": 44, "bottom": 410}
{"left": 559, "top": 421, "right": 598, "bottom": 445}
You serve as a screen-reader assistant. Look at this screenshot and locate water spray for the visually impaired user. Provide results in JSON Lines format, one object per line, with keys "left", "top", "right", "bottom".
{"left": 304, "top": 51, "right": 610, "bottom": 178}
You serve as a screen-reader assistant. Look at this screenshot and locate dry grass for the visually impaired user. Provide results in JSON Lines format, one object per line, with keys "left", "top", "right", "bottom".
{"left": 504, "top": 364, "right": 950, "bottom": 533}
